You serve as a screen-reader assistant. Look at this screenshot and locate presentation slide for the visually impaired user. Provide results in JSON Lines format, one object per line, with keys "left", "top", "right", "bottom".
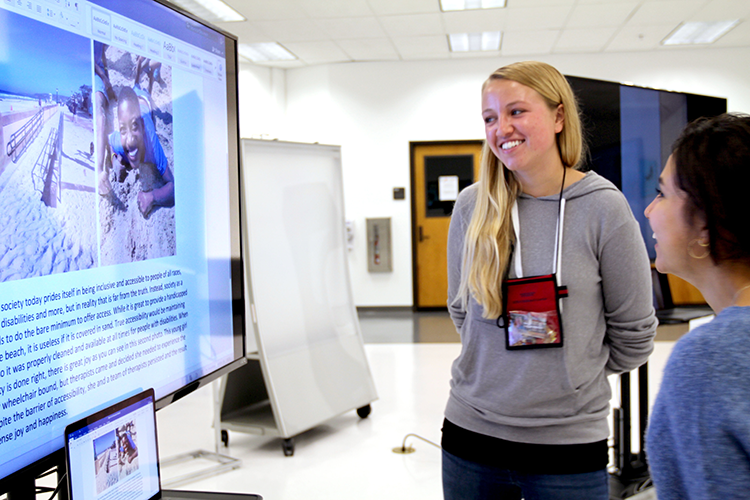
{"left": 0, "top": 0, "right": 237, "bottom": 478}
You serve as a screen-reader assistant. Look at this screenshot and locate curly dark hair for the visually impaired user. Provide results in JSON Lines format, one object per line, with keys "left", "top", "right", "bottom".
{"left": 672, "top": 113, "right": 750, "bottom": 265}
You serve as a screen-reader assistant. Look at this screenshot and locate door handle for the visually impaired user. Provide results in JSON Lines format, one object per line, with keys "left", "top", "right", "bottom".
{"left": 419, "top": 226, "right": 430, "bottom": 242}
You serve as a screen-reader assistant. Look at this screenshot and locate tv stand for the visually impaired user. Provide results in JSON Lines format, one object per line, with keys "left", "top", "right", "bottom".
{"left": 7, "top": 455, "right": 68, "bottom": 500}
{"left": 610, "top": 364, "right": 653, "bottom": 499}
{"left": 6, "top": 477, "right": 35, "bottom": 500}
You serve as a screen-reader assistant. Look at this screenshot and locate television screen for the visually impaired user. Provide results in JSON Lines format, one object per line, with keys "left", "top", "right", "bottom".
{"left": 0, "top": 0, "right": 244, "bottom": 490}
{"left": 568, "top": 76, "right": 726, "bottom": 260}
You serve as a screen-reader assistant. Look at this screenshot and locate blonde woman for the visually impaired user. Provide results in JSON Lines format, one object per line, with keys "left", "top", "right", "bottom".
{"left": 442, "top": 61, "right": 657, "bottom": 499}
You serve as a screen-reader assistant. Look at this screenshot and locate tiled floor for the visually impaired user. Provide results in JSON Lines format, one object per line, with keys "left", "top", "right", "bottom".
{"left": 155, "top": 309, "right": 696, "bottom": 500}
{"left": 355, "top": 307, "right": 460, "bottom": 343}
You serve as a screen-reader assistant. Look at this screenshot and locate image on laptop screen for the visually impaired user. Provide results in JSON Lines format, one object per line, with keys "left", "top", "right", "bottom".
{"left": 66, "top": 390, "right": 160, "bottom": 500}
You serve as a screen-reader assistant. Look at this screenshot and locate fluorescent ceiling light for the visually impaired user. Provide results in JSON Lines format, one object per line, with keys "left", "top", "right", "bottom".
{"left": 169, "top": 0, "right": 245, "bottom": 23}
{"left": 662, "top": 20, "right": 739, "bottom": 45}
{"left": 441, "top": 0, "right": 505, "bottom": 11}
{"left": 238, "top": 43, "right": 297, "bottom": 62}
{"left": 449, "top": 32, "right": 502, "bottom": 52}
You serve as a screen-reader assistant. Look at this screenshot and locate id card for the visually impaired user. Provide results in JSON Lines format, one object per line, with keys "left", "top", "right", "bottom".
{"left": 503, "top": 274, "right": 566, "bottom": 349}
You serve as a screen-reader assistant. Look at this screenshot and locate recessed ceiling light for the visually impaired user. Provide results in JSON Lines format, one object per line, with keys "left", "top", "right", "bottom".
{"left": 662, "top": 20, "right": 739, "bottom": 45}
{"left": 448, "top": 32, "right": 502, "bottom": 52}
{"left": 169, "top": 0, "right": 245, "bottom": 23}
{"left": 440, "top": 0, "right": 506, "bottom": 12}
{"left": 238, "top": 43, "right": 297, "bottom": 62}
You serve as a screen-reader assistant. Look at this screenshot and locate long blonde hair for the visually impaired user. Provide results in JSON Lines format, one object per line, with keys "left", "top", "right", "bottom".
{"left": 455, "top": 61, "right": 585, "bottom": 318}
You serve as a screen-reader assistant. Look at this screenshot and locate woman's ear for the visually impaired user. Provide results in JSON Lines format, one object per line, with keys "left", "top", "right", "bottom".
{"left": 555, "top": 104, "right": 564, "bottom": 133}
{"left": 699, "top": 227, "right": 710, "bottom": 246}
{"left": 695, "top": 209, "right": 709, "bottom": 240}
{"left": 692, "top": 216, "right": 710, "bottom": 250}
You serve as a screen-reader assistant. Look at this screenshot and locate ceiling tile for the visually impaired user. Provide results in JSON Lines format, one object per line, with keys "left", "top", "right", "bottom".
{"left": 283, "top": 40, "right": 352, "bottom": 64}
{"left": 605, "top": 24, "right": 676, "bottom": 51}
{"left": 379, "top": 13, "right": 446, "bottom": 37}
{"left": 296, "top": 0, "right": 375, "bottom": 18}
{"left": 501, "top": 29, "right": 560, "bottom": 55}
{"left": 315, "top": 17, "right": 388, "bottom": 39}
{"left": 506, "top": 6, "right": 574, "bottom": 30}
{"left": 565, "top": 2, "right": 639, "bottom": 28}
{"left": 554, "top": 26, "right": 619, "bottom": 51}
{"left": 215, "top": 22, "right": 272, "bottom": 43}
{"left": 391, "top": 35, "right": 450, "bottom": 58}
{"left": 254, "top": 19, "right": 332, "bottom": 42}
{"left": 225, "top": 0, "right": 307, "bottom": 21}
{"left": 366, "top": 0, "right": 439, "bottom": 16}
{"left": 337, "top": 38, "right": 401, "bottom": 60}
{"left": 688, "top": 0, "right": 750, "bottom": 21}
{"left": 575, "top": 0, "right": 639, "bottom": 3}
{"left": 243, "top": 58, "right": 307, "bottom": 69}
{"left": 712, "top": 20, "right": 750, "bottom": 46}
{"left": 442, "top": 9, "right": 507, "bottom": 33}
{"left": 450, "top": 50, "right": 502, "bottom": 59}
{"left": 626, "top": 1, "right": 706, "bottom": 26}
{"left": 506, "top": 0, "right": 575, "bottom": 5}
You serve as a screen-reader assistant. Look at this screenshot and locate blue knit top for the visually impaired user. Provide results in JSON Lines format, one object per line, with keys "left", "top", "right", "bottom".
{"left": 647, "top": 306, "right": 750, "bottom": 499}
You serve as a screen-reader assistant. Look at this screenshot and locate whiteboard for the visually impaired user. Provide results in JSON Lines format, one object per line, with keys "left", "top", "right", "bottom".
{"left": 241, "top": 139, "right": 377, "bottom": 437}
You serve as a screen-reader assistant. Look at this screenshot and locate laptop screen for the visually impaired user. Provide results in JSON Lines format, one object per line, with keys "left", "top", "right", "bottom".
{"left": 66, "top": 390, "right": 160, "bottom": 500}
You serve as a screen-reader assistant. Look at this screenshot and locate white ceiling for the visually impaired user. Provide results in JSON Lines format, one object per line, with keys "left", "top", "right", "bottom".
{"left": 207, "top": 0, "right": 750, "bottom": 67}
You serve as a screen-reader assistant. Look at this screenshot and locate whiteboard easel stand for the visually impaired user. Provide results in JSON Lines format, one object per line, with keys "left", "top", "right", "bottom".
{"left": 217, "top": 139, "right": 378, "bottom": 456}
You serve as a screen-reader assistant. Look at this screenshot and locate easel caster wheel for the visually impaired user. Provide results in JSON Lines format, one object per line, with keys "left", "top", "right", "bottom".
{"left": 282, "top": 438, "right": 294, "bottom": 456}
{"left": 357, "top": 404, "right": 372, "bottom": 419}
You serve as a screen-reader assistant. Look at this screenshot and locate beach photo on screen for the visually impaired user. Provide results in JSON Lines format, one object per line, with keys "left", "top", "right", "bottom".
{"left": 93, "top": 430, "right": 119, "bottom": 494}
{"left": 0, "top": 9, "right": 97, "bottom": 281}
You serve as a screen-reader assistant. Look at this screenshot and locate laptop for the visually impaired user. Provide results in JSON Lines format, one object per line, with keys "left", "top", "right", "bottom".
{"left": 65, "top": 389, "right": 261, "bottom": 500}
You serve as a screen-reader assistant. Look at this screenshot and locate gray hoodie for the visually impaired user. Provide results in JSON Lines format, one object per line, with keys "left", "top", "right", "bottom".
{"left": 445, "top": 171, "right": 657, "bottom": 445}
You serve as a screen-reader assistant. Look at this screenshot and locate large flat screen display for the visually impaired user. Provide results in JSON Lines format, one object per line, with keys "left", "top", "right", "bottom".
{"left": 0, "top": 0, "right": 244, "bottom": 490}
{"left": 567, "top": 76, "right": 726, "bottom": 261}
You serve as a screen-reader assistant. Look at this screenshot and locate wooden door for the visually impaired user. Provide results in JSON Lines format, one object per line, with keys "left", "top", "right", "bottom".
{"left": 666, "top": 274, "right": 706, "bottom": 305}
{"left": 412, "top": 141, "right": 482, "bottom": 309}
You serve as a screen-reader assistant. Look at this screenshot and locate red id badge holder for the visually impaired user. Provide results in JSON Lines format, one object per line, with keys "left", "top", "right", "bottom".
{"left": 502, "top": 274, "right": 568, "bottom": 349}
{"left": 502, "top": 190, "right": 569, "bottom": 350}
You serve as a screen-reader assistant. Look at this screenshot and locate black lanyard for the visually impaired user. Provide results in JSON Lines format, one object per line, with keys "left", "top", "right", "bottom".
{"left": 510, "top": 167, "right": 567, "bottom": 281}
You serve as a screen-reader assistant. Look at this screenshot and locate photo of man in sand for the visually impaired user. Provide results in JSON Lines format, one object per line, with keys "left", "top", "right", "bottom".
{"left": 95, "top": 42, "right": 176, "bottom": 265}
{"left": 116, "top": 421, "right": 139, "bottom": 479}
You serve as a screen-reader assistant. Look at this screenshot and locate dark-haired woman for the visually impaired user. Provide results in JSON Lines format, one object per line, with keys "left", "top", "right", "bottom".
{"left": 645, "top": 113, "right": 750, "bottom": 499}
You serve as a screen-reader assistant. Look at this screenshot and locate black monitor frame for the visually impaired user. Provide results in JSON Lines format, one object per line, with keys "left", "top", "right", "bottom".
{"left": 567, "top": 74, "right": 726, "bottom": 257}
{"left": 0, "top": 0, "right": 245, "bottom": 496}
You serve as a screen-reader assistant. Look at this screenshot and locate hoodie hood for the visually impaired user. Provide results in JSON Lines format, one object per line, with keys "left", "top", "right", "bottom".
{"left": 517, "top": 170, "right": 617, "bottom": 202}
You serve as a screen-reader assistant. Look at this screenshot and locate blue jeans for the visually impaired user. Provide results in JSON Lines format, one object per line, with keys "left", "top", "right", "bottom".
{"left": 442, "top": 449, "right": 609, "bottom": 500}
